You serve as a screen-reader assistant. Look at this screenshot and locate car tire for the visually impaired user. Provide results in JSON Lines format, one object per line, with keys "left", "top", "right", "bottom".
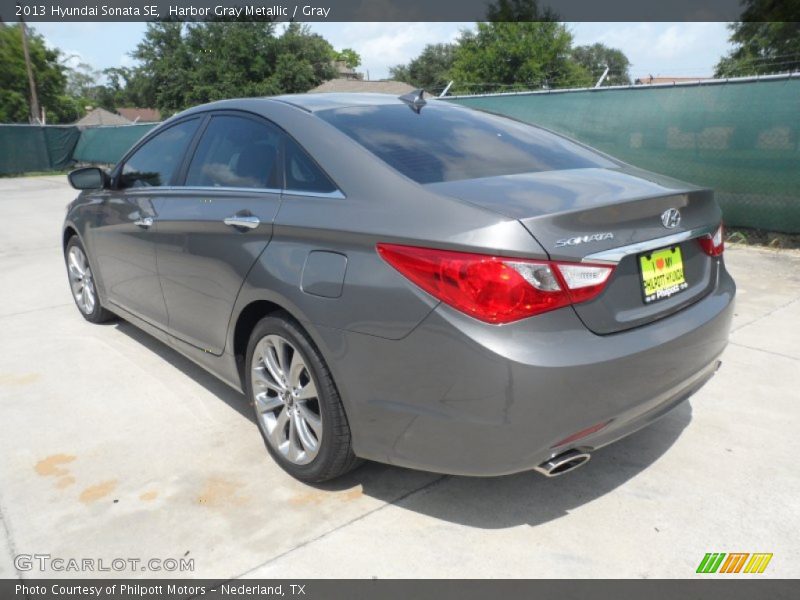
{"left": 64, "top": 236, "right": 115, "bottom": 324}
{"left": 245, "top": 312, "right": 362, "bottom": 482}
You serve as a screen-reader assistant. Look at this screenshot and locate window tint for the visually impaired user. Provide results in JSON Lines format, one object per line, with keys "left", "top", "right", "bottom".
{"left": 284, "top": 136, "right": 337, "bottom": 194}
{"left": 317, "top": 103, "right": 615, "bottom": 184}
{"left": 185, "top": 115, "right": 280, "bottom": 189}
{"left": 119, "top": 119, "right": 199, "bottom": 188}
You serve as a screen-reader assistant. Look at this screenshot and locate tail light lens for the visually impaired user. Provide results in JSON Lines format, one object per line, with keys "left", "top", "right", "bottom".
{"left": 698, "top": 223, "right": 724, "bottom": 257}
{"left": 376, "top": 244, "right": 615, "bottom": 324}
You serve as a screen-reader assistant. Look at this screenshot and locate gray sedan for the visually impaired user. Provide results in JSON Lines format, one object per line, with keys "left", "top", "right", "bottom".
{"left": 62, "top": 92, "right": 734, "bottom": 482}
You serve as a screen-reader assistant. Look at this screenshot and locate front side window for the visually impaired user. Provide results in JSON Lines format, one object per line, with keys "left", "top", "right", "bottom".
{"left": 185, "top": 115, "right": 281, "bottom": 189}
{"left": 119, "top": 119, "right": 199, "bottom": 188}
{"left": 317, "top": 103, "right": 616, "bottom": 184}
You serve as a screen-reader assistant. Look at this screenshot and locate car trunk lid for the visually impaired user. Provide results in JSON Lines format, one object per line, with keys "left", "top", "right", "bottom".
{"left": 426, "top": 167, "right": 722, "bottom": 334}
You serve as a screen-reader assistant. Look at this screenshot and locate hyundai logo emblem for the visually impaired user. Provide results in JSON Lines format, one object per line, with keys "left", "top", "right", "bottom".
{"left": 661, "top": 208, "right": 681, "bottom": 229}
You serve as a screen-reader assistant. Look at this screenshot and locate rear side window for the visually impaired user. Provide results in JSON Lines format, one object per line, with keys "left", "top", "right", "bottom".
{"left": 317, "top": 103, "right": 615, "bottom": 184}
{"left": 119, "top": 119, "right": 199, "bottom": 188}
{"left": 185, "top": 115, "right": 281, "bottom": 189}
{"left": 284, "top": 136, "right": 337, "bottom": 194}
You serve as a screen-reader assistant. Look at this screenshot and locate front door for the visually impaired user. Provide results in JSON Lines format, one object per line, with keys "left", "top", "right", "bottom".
{"left": 91, "top": 118, "right": 201, "bottom": 326}
{"left": 153, "top": 113, "right": 284, "bottom": 354}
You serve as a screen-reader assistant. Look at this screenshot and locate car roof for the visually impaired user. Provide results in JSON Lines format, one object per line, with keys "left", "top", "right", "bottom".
{"left": 270, "top": 93, "right": 425, "bottom": 113}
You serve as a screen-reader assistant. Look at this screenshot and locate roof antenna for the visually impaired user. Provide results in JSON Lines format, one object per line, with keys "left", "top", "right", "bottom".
{"left": 399, "top": 89, "right": 426, "bottom": 113}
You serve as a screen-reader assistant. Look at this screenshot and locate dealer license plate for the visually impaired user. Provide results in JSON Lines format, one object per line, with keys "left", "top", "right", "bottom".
{"left": 639, "top": 246, "right": 688, "bottom": 304}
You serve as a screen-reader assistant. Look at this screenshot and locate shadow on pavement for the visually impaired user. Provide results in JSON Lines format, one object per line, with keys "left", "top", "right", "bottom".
{"left": 114, "top": 318, "right": 693, "bottom": 530}
{"left": 333, "top": 401, "right": 692, "bottom": 529}
{"left": 114, "top": 320, "right": 253, "bottom": 421}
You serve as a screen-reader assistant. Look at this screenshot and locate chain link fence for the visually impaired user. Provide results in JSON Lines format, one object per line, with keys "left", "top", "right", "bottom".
{"left": 446, "top": 74, "right": 800, "bottom": 233}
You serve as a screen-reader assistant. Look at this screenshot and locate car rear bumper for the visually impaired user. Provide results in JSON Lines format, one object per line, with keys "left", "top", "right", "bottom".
{"left": 314, "top": 262, "right": 735, "bottom": 476}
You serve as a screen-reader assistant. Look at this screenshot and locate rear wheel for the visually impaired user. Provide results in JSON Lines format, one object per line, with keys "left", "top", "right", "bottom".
{"left": 65, "top": 237, "right": 115, "bottom": 323}
{"left": 245, "top": 313, "right": 361, "bottom": 482}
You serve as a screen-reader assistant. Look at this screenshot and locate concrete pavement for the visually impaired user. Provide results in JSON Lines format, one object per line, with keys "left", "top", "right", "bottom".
{"left": 0, "top": 176, "right": 798, "bottom": 579}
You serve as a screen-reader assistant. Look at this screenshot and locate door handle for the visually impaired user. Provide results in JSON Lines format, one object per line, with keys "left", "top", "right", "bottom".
{"left": 223, "top": 214, "right": 260, "bottom": 230}
{"left": 134, "top": 217, "right": 153, "bottom": 228}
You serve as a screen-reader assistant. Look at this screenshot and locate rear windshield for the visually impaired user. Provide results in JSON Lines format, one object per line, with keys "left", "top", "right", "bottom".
{"left": 317, "top": 103, "right": 615, "bottom": 184}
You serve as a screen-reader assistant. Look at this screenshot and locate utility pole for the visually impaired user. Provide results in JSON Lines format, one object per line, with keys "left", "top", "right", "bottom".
{"left": 20, "top": 18, "right": 42, "bottom": 124}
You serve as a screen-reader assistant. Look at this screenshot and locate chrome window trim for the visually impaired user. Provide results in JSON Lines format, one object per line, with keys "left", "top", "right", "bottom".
{"left": 121, "top": 185, "right": 345, "bottom": 199}
{"left": 123, "top": 185, "right": 283, "bottom": 195}
{"left": 582, "top": 225, "right": 717, "bottom": 264}
{"left": 175, "top": 185, "right": 284, "bottom": 195}
{"left": 282, "top": 189, "right": 346, "bottom": 199}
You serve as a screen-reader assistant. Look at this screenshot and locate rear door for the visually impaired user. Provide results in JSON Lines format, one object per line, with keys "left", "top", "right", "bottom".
{"left": 153, "top": 112, "right": 283, "bottom": 354}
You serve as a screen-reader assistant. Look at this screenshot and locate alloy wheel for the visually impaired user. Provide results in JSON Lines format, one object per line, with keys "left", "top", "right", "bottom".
{"left": 67, "top": 245, "right": 96, "bottom": 315}
{"left": 252, "top": 334, "right": 323, "bottom": 465}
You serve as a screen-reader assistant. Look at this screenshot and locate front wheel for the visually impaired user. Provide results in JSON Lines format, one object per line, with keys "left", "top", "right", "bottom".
{"left": 245, "top": 313, "right": 361, "bottom": 482}
{"left": 64, "top": 237, "right": 115, "bottom": 323}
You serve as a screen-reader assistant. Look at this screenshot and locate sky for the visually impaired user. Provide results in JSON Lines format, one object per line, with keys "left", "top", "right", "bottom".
{"left": 32, "top": 21, "right": 734, "bottom": 82}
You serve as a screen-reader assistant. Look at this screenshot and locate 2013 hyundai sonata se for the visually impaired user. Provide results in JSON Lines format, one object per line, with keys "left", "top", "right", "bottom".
{"left": 62, "top": 92, "right": 734, "bottom": 482}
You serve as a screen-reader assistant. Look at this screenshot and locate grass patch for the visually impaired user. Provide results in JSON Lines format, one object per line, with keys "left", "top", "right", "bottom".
{"left": 726, "top": 227, "right": 800, "bottom": 250}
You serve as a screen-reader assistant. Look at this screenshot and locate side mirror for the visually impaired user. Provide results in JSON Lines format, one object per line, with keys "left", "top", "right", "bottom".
{"left": 68, "top": 167, "right": 109, "bottom": 190}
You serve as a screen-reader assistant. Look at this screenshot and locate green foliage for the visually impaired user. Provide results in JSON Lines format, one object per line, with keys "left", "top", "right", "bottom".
{"left": 389, "top": 44, "right": 456, "bottom": 93}
{"left": 390, "top": 1, "right": 623, "bottom": 95}
{"left": 129, "top": 21, "right": 337, "bottom": 115}
{"left": 278, "top": 23, "right": 338, "bottom": 82}
{"left": 0, "top": 24, "right": 80, "bottom": 123}
{"left": 93, "top": 66, "right": 155, "bottom": 111}
{"left": 450, "top": 22, "right": 592, "bottom": 94}
{"left": 572, "top": 43, "right": 631, "bottom": 86}
{"left": 335, "top": 48, "right": 362, "bottom": 69}
{"left": 0, "top": 90, "right": 28, "bottom": 123}
{"left": 714, "top": 1, "right": 800, "bottom": 77}
{"left": 485, "top": 0, "right": 559, "bottom": 21}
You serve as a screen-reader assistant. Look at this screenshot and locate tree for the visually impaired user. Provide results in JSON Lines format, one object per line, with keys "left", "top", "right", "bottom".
{"left": 389, "top": 43, "right": 456, "bottom": 93}
{"left": 65, "top": 62, "right": 99, "bottom": 99}
{"left": 277, "top": 23, "right": 338, "bottom": 86}
{"left": 714, "top": 1, "right": 800, "bottom": 77}
{"left": 131, "top": 22, "right": 194, "bottom": 114}
{"left": 450, "top": 21, "right": 592, "bottom": 93}
{"left": 0, "top": 24, "right": 80, "bottom": 123}
{"left": 485, "top": 0, "right": 559, "bottom": 21}
{"left": 335, "top": 48, "right": 361, "bottom": 69}
{"left": 129, "top": 21, "right": 337, "bottom": 115}
{"left": 95, "top": 66, "right": 151, "bottom": 110}
{"left": 572, "top": 43, "right": 631, "bottom": 86}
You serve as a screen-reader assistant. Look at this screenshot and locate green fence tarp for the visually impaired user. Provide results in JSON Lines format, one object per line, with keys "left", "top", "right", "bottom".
{"left": 0, "top": 123, "right": 156, "bottom": 175}
{"left": 0, "top": 125, "right": 79, "bottom": 175}
{"left": 448, "top": 77, "right": 800, "bottom": 233}
{"left": 71, "top": 123, "right": 157, "bottom": 164}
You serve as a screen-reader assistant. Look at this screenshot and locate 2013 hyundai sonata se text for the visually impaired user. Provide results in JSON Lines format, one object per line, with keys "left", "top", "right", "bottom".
{"left": 62, "top": 92, "right": 735, "bottom": 482}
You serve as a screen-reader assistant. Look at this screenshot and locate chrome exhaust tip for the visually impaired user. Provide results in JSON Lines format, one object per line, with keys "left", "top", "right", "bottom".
{"left": 534, "top": 449, "right": 591, "bottom": 477}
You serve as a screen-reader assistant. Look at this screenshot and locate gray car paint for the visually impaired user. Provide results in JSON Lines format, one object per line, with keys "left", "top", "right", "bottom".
{"left": 63, "top": 94, "right": 735, "bottom": 476}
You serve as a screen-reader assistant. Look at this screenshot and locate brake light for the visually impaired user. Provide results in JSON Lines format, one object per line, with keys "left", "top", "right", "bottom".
{"left": 376, "top": 244, "right": 615, "bottom": 324}
{"left": 698, "top": 224, "right": 724, "bottom": 257}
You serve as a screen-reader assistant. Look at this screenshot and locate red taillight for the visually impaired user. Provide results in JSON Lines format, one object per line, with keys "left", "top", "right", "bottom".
{"left": 698, "top": 223, "right": 724, "bottom": 257}
{"left": 376, "top": 244, "right": 614, "bottom": 324}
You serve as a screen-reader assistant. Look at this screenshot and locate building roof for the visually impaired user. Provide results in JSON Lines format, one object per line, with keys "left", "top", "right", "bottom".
{"left": 116, "top": 107, "right": 161, "bottom": 123}
{"left": 635, "top": 76, "right": 711, "bottom": 85}
{"left": 75, "top": 108, "right": 131, "bottom": 127}
{"left": 272, "top": 92, "right": 427, "bottom": 113}
{"left": 308, "top": 79, "right": 417, "bottom": 95}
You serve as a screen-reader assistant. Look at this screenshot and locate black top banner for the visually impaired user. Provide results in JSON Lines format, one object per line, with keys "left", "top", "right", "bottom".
{"left": 1, "top": 0, "right": 760, "bottom": 23}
